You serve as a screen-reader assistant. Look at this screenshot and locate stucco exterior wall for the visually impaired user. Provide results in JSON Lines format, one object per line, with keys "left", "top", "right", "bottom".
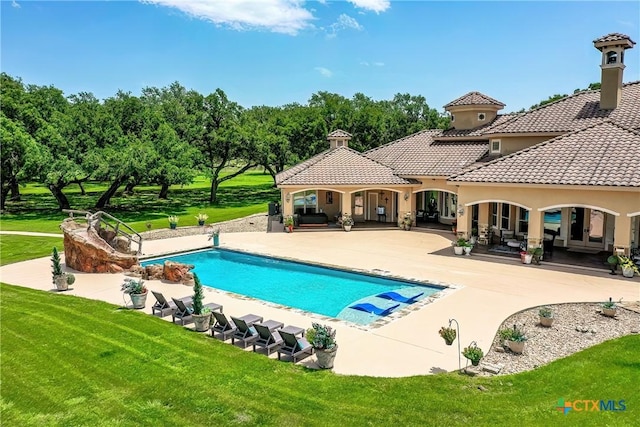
{"left": 496, "top": 135, "right": 563, "bottom": 155}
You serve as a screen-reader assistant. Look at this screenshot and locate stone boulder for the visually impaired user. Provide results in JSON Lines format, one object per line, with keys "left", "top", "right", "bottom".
{"left": 163, "top": 261, "right": 195, "bottom": 283}
{"left": 61, "top": 218, "right": 139, "bottom": 273}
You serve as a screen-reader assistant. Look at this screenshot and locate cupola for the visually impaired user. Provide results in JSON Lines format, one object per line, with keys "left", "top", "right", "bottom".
{"left": 327, "top": 129, "right": 352, "bottom": 149}
{"left": 443, "top": 92, "right": 505, "bottom": 130}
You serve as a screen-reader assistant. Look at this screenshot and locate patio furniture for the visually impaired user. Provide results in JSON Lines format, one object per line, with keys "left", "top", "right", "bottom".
{"left": 211, "top": 312, "right": 262, "bottom": 341}
{"left": 150, "top": 291, "right": 192, "bottom": 317}
{"left": 277, "top": 330, "right": 314, "bottom": 363}
{"left": 252, "top": 323, "right": 284, "bottom": 355}
{"left": 349, "top": 302, "right": 400, "bottom": 316}
{"left": 376, "top": 291, "right": 423, "bottom": 304}
{"left": 171, "top": 298, "right": 222, "bottom": 326}
{"left": 231, "top": 317, "right": 283, "bottom": 348}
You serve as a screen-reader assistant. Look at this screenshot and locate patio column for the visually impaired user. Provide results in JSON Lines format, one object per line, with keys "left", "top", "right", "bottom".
{"left": 282, "top": 189, "right": 293, "bottom": 216}
{"left": 342, "top": 192, "right": 352, "bottom": 216}
{"left": 613, "top": 214, "right": 632, "bottom": 256}
{"left": 527, "top": 209, "right": 544, "bottom": 249}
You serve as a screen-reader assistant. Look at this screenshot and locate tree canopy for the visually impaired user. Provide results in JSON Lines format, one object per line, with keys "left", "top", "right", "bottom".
{"left": 1, "top": 72, "right": 448, "bottom": 211}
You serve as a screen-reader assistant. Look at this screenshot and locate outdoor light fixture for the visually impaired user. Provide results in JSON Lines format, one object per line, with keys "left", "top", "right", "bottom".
{"left": 285, "top": 193, "right": 291, "bottom": 203}
{"left": 457, "top": 206, "right": 465, "bottom": 216}
{"left": 404, "top": 192, "right": 410, "bottom": 201}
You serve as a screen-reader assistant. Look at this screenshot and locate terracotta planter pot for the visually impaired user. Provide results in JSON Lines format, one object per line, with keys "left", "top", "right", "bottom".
{"left": 508, "top": 340, "right": 525, "bottom": 354}
{"left": 130, "top": 292, "right": 148, "bottom": 309}
{"left": 539, "top": 316, "right": 554, "bottom": 327}
{"left": 315, "top": 346, "right": 338, "bottom": 369}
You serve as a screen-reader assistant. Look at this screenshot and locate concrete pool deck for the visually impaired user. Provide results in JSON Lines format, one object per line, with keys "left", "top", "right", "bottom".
{"left": 1, "top": 229, "right": 638, "bottom": 377}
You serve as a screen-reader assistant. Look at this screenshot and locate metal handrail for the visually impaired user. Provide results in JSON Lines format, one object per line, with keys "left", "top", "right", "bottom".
{"left": 63, "top": 209, "right": 143, "bottom": 255}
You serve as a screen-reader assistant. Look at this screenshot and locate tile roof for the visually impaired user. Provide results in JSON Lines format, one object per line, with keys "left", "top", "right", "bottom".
{"left": 364, "top": 129, "right": 488, "bottom": 176}
{"left": 437, "top": 114, "right": 519, "bottom": 139}
{"left": 449, "top": 121, "right": 640, "bottom": 187}
{"left": 484, "top": 81, "right": 640, "bottom": 134}
{"left": 327, "top": 129, "right": 352, "bottom": 138}
{"left": 593, "top": 33, "right": 635, "bottom": 44}
{"left": 276, "top": 147, "right": 412, "bottom": 186}
{"left": 444, "top": 91, "right": 505, "bottom": 108}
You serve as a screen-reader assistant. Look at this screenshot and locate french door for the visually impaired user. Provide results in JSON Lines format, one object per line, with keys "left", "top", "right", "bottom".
{"left": 569, "top": 208, "right": 605, "bottom": 248}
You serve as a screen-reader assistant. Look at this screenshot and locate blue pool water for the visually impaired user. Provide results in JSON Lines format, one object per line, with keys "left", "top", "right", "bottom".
{"left": 143, "top": 249, "right": 442, "bottom": 324}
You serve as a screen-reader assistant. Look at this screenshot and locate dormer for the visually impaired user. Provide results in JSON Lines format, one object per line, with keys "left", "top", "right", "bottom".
{"left": 593, "top": 33, "right": 636, "bottom": 110}
{"left": 443, "top": 92, "right": 505, "bottom": 130}
{"left": 327, "top": 129, "right": 352, "bottom": 149}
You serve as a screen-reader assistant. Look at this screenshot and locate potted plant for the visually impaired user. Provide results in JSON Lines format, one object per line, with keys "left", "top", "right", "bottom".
{"left": 606, "top": 254, "right": 620, "bottom": 275}
{"left": 538, "top": 306, "right": 554, "bottom": 327}
{"left": 168, "top": 215, "right": 179, "bottom": 230}
{"left": 602, "top": 297, "right": 620, "bottom": 317}
{"left": 208, "top": 227, "right": 221, "bottom": 247}
{"left": 439, "top": 326, "right": 457, "bottom": 345}
{"left": 452, "top": 238, "right": 467, "bottom": 255}
{"left": 501, "top": 324, "right": 527, "bottom": 354}
{"left": 531, "top": 247, "right": 543, "bottom": 265}
{"left": 342, "top": 213, "right": 354, "bottom": 232}
{"left": 51, "top": 247, "right": 68, "bottom": 291}
{"left": 195, "top": 213, "right": 209, "bottom": 226}
{"left": 306, "top": 323, "right": 338, "bottom": 369}
{"left": 462, "top": 342, "right": 483, "bottom": 366}
{"left": 283, "top": 215, "right": 294, "bottom": 233}
{"left": 398, "top": 212, "right": 412, "bottom": 231}
{"left": 191, "top": 274, "right": 211, "bottom": 332}
{"left": 618, "top": 256, "right": 639, "bottom": 278}
{"left": 121, "top": 277, "right": 148, "bottom": 309}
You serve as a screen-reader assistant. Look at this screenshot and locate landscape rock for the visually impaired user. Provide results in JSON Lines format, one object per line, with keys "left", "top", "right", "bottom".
{"left": 163, "top": 261, "right": 195, "bottom": 283}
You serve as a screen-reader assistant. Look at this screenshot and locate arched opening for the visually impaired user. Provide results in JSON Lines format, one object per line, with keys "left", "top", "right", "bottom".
{"left": 606, "top": 50, "right": 618, "bottom": 64}
{"left": 415, "top": 189, "right": 459, "bottom": 230}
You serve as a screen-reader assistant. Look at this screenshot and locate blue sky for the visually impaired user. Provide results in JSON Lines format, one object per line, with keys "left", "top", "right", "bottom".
{"left": 2, "top": 1, "right": 639, "bottom": 113}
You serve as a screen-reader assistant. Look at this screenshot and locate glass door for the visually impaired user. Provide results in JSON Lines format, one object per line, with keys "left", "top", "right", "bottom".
{"left": 569, "top": 208, "right": 605, "bottom": 248}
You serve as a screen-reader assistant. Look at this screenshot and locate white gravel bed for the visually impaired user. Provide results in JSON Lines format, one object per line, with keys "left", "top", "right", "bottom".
{"left": 480, "top": 302, "right": 640, "bottom": 375}
{"left": 140, "top": 213, "right": 269, "bottom": 240}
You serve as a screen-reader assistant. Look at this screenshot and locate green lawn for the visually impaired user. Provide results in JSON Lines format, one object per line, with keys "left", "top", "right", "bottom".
{"left": 1, "top": 284, "right": 638, "bottom": 426}
{"left": 0, "top": 235, "right": 64, "bottom": 266}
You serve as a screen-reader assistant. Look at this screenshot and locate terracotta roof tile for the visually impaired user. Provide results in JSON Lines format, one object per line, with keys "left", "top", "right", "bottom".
{"left": 437, "top": 113, "right": 519, "bottom": 139}
{"left": 276, "top": 147, "right": 412, "bottom": 186}
{"left": 450, "top": 121, "right": 640, "bottom": 187}
{"left": 444, "top": 91, "right": 505, "bottom": 108}
{"left": 327, "top": 129, "right": 352, "bottom": 138}
{"left": 365, "top": 129, "right": 488, "bottom": 176}
{"left": 593, "top": 33, "right": 636, "bottom": 44}
{"left": 484, "top": 81, "right": 640, "bottom": 134}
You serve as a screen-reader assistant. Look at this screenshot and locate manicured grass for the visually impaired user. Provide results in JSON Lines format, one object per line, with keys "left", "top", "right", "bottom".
{"left": 0, "top": 171, "right": 278, "bottom": 234}
{"left": 0, "top": 235, "right": 64, "bottom": 266}
{"left": 1, "top": 283, "right": 638, "bottom": 426}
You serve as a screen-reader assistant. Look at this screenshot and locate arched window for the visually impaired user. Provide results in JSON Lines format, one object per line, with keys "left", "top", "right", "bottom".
{"left": 606, "top": 51, "right": 617, "bottom": 64}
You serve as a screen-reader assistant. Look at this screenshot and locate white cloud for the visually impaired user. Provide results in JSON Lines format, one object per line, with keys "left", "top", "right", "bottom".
{"left": 373, "top": 61, "right": 384, "bottom": 67}
{"left": 326, "top": 13, "right": 362, "bottom": 38}
{"left": 12, "top": 0, "right": 21, "bottom": 8}
{"left": 360, "top": 61, "right": 369, "bottom": 66}
{"left": 315, "top": 67, "right": 333, "bottom": 77}
{"left": 360, "top": 61, "right": 384, "bottom": 67}
{"left": 348, "top": 0, "right": 390, "bottom": 13}
{"left": 141, "top": 0, "right": 315, "bottom": 35}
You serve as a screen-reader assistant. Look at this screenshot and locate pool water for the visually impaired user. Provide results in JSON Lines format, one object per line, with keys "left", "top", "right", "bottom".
{"left": 143, "top": 249, "right": 442, "bottom": 325}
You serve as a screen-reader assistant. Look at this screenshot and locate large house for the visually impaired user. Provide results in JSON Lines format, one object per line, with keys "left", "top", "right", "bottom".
{"left": 275, "top": 33, "right": 640, "bottom": 257}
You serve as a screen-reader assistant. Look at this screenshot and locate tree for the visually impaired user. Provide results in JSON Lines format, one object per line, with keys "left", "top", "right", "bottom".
{"left": 195, "top": 89, "right": 258, "bottom": 203}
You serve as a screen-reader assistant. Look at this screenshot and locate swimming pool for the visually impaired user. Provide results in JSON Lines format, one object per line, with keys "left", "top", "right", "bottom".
{"left": 143, "top": 249, "right": 443, "bottom": 325}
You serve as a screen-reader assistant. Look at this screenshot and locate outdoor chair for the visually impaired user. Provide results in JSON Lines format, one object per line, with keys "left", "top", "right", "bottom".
{"left": 376, "top": 291, "right": 423, "bottom": 304}
{"left": 277, "top": 330, "right": 313, "bottom": 363}
{"left": 252, "top": 323, "right": 284, "bottom": 355}
{"left": 231, "top": 317, "right": 283, "bottom": 348}
{"left": 151, "top": 290, "right": 192, "bottom": 317}
{"left": 171, "top": 297, "right": 222, "bottom": 326}
{"left": 349, "top": 302, "right": 399, "bottom": 316}
{"left": 211, "top": 312, "right": 262, "bottom": 341}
